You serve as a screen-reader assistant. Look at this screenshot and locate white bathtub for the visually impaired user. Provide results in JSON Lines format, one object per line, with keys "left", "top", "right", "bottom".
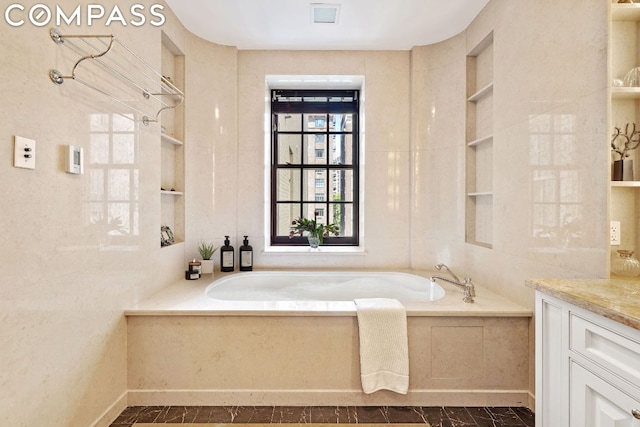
{"left": 205, "top": 271, "right": 445, "bottom": 302}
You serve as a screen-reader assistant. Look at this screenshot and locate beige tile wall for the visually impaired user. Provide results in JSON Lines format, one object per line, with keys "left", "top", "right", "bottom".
{"left": 0, "top": 0, "right": 609, "bottom": 424}
{"left": 232, "top": 50, "right": 412, "bottom": 269}
{"left": 410, "top": 0, "right": 609, "bottom": 310}
{"left": 0, "top": 1, "right": 220, "bottom": 425}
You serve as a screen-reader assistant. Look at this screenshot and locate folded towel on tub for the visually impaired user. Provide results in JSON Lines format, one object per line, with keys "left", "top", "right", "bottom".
{"left": 353, "top": 298, "right": 409, "bottom": 394}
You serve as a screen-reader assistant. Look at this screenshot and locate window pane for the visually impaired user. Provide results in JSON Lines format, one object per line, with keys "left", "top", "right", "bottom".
{"left": 329, "top": 204, "right": 354, "bottom": 237}
{"left": 277, "top": 169, "right": 300, "bottom": 201}
{"left": 277, "top": 203, "right": 300, "bottom": 235}
{"left": 277, "top": 134, "right": 302, "bottom": 164}
{"left": 304, "top": 114, "right": 327, "bottom": 131}
{"left": 304, "top": 134, "right": 326, "bottom": 164}
{"left": 303, "top": 169, "right": 326, "bottom": 201}
{"left": 329, "top": 113, "right": 353, "bottom": 131}
{"left": 329, "top": 134, "right": 352, "bottom": 165}
{"left": 277, "top": 114, "right": 301, "bottom": 131}
{"left": 303, "top": 203, "right": 328, "bottom": 223}
{"left": 329, "top": 169, "right": 353, "bottom": 201}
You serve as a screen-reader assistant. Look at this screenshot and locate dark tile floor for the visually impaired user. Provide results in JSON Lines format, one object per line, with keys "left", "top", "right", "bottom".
{"left": 109, "top": 406, "right": 535, "bottom": 427}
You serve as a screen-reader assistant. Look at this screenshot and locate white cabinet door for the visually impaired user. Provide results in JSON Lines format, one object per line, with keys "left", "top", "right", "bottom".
{"left": 536, "top": 294, "right": 567, "bottom": 427}
{"left": 570, "top": 362, "right": 640, "bottom": 427}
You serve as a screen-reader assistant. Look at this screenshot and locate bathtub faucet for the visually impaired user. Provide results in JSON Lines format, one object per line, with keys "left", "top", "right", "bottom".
{"left": 431, "top": 263, "right": 475, "bottom": 303}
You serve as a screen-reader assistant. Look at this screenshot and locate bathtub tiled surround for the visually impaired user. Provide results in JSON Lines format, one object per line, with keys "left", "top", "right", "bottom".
{"left": 0, "top": 0, "right": 610, "bottom": 426}
{"left": 109, "top": 406, "right": 535, "bottom": 426}
{"left": 126, "top": 274, "right": 531, "bottom": 407}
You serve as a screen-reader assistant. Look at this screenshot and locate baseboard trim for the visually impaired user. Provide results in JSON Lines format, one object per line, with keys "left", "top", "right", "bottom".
{"left": 90, "top": 391, "right": 128, "bottom": 427}
{"left": 127, "top": 389, "right": 531, "bottom": 407}
{"left": 527, "top": 391, "right": 536, "bottom": 412}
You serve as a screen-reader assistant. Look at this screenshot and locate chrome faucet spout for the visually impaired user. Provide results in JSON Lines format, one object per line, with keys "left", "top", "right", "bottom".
{"left": 435, "top": 263, "right": 462, "bottom": 285}
{"left": 432, "top": 263, "right": 475, "bottom": 303}
{"left": 430, "top": 274, "right": 461, "bottom": 287}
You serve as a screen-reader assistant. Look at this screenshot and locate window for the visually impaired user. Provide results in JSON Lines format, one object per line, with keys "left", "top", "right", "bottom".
{"left": 271, "top": 89, "right": 359, "bottom": 246}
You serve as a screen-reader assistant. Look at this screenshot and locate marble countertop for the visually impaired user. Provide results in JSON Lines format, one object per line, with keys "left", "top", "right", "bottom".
{"left": 526, "top": 278, "right": 640, "bottom": 330}
{"left": 126, "top": 269, "right": 532, "bottom": 317}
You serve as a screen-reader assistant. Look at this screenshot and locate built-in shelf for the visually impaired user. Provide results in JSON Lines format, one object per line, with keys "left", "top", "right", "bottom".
{"left": 160, "top": 31, "right": 185, "bottom": 248}
{"left": 471, "top": 241, "right": 492, "bottom": 250}
{"left": 465, "top": 31, "right": 494, "bottom": 249}
{"left": 611, "top": 87, "right": 640, "bottom": 99}
{"left": 467, "top": 82, "right": 494, "bottom": 102}
{"left": 160, "top": 240, "right": 184, "bottom": 249}
{"left": 608, "top": 3, "right": 640, "bottom": 277}
{"left": 612, "top": 4, "right": 640, "bottom": 21}
{"left": 611, "top": 181, "right": 640, "bottom": 187}
{"left": 467, "top": 135, "right": 493, "bottom": 147}
{"left": 161, "top": 133, "right": 183, "bottom": 146}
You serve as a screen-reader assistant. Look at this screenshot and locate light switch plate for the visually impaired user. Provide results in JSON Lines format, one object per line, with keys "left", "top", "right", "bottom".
{"left": 14, "top": 136, "right": 36, "bottom": 170}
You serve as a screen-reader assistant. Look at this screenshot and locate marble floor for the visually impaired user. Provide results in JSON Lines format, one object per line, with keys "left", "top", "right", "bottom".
{"left": 109, "top": 406, "right": 535, "bottom": 427}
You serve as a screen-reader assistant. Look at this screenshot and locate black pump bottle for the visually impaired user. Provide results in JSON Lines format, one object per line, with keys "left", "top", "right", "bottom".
{"left": 220, "top": 235, "right": 234, "bottom": 272}
{"left": 239, "top": 236, "right": 253, "bottom": 271}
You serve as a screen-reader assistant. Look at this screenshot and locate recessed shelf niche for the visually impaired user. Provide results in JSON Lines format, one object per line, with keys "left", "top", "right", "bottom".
{"left": 465, "top": 31, "right": 494, "bottom": 248}
{"left": 160, "top": 32, "right": 185, "bottom": 247}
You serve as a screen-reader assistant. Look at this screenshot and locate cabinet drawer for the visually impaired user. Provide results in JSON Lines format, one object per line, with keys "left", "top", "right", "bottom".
{"left": 570, "top": 313, "right": 640, "bottom": 387}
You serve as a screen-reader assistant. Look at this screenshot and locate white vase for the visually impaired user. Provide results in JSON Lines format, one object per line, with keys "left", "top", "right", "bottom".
{"left": 201, "top": 259, "right": 214, "bottom": 274}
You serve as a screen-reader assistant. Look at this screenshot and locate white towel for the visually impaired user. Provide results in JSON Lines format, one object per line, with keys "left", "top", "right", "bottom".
{"left": 354, "top": 298, "right": 409, "bottom": 394}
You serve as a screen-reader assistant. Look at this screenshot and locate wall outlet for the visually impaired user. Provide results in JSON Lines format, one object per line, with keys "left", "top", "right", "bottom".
{"left": 611, "top": 221, "right": 621, "bottom": 246}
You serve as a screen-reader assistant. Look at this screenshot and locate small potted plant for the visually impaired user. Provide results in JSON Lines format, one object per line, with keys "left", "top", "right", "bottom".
{"left": 289, "top": 212, "right": 340, "bottom": 248}
{"left": 198, "top": 241, "right": 218, "bottom": 274}
{"left": 611, "top": 123, "right": 640, "bottom": 180}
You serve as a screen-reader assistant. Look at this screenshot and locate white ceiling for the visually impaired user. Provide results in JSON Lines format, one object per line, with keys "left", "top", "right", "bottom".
{"left": 164, "top": 0, "right": 490, "bottom": 50}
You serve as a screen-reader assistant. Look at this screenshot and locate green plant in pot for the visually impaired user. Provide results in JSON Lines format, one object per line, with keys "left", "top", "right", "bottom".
{"left": 198, "top": 241, "right": 218, "bottom": 274}
{"left": 611, "top": 123, "right": 640, "bottom": 181}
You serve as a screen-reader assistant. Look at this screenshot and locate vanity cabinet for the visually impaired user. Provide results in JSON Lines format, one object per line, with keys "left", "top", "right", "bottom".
{"left": 535, "top": 291, "right": 640, "bottom": 426}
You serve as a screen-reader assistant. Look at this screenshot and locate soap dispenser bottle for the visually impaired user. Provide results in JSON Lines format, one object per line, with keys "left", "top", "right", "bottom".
{"left": 220, "top": 235, "right": 235, "bottom": 272}
{"left": 239, "top": 235, "right": 253, "bottom": 271}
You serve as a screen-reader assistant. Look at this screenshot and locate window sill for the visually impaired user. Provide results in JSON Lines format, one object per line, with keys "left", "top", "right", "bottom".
{"left": 262, "top": 245, "right": 366, "bottom": 255}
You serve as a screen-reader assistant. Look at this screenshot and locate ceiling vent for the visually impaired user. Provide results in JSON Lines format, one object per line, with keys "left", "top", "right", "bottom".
{"left": 311, "top": 3, "right": 340, "bottom": 24}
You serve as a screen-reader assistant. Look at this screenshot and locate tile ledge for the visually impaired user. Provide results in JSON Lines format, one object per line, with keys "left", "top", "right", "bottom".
{"left": 262, "top": 246, "right": 367, "bottom": 255}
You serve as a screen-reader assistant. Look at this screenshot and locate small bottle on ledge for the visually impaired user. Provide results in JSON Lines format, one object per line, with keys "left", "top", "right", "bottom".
{"left": 220, "top": 235, "right": 234, "bottom": 272}
{"left": 239, "top": 235, "right": 253, "bottom": 271}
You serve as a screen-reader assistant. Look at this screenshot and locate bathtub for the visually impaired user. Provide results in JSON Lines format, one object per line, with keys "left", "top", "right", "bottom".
{"left": 126, "top": 269, "right": 533, "bottom": 408}
{"left": 205, "top": 271, "right": 446, "bottom": 302}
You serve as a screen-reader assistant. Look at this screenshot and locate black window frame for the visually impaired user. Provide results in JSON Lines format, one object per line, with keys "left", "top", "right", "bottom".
{"left": 270, "top": 89, "right": 360, "bottom": 246}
